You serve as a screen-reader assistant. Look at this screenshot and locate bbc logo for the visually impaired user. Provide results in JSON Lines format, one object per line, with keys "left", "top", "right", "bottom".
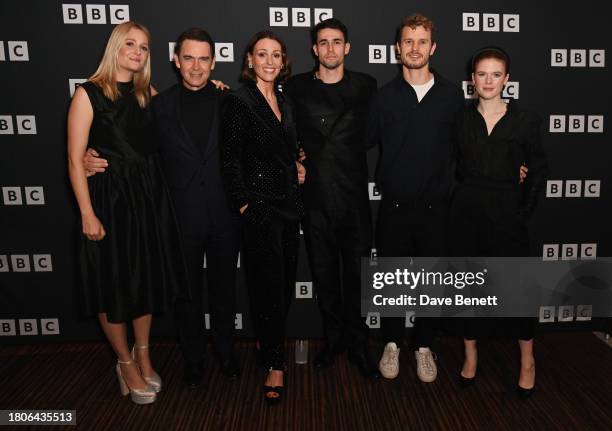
{"left": 366, "top": 312, "right": 415, "bottom": 328}
{"left": 0, "top": 115, "right": 37, "bottom": 135}
{"left": 539, "top": 305, "right": 592, "bottom": 323}
{"left": 203, "top": 313, "right": 243, "bottom": 330}
{"left": 0, "top": 41, "right": 29, "bottom": 61}
{"left": 405, "top": 311, "right": 415, "bottom": 328}
{"left": 369, "top": 182, "right": 381, "bottom": 200}
{"left": 366, "top": 312, "right": 380, "bottom": 328}
{"left": 368, "top": 45, "right": 400, "bottom": 64}
{"left": 296, "top": 281, "right": 313, "bottom": 299}
{"left": 62, "top": 4, "right": 129, "bottom": 24}
{"left": 549, "top": 115, "right": 604, "bottom": 133}
{"left": 0, "top": 319, "right": 61, "bottom": 336}
{"left": 463, "top": 81, "right": 519, "bottom": 99}
{"left": 0, "top": 254, "right": 53, "bottom": 272}
{"left": 168, "top": 42, "right": 234, "bottom": 62}
{"left": 546, "top": 180, "right": 600, "bottom": 198}
{"left": 269, "top": 7, "right": 333, "bottom": 27}
{"left": 2, "top": 187, "right": 45, "bottom": 205}
{"left": 542, "top": 244, "right": 596, "bottom": 261}
{"left": 462, "top": 13, "right": 519, "bottom": 32}
{"left": 551, "top": 49, "right": 605, "bottom": 67}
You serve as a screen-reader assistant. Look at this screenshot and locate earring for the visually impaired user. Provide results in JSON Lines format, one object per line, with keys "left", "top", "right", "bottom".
{"left": 280, "top": 64, "right": 284, "bottom": 69}
{"left": 248, "top": 63, "right": 253, "bottom": 69}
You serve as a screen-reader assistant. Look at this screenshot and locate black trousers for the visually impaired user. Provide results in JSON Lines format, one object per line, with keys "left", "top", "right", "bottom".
{"left": 175, "top": 219, "right": 241, "bottom": 365}
{"left": 376, "top": 198, "right": 448, "bottom": 349}
{"left": 449, "top": 181, "right": 535, "bottom": 341}
{"left": 242, "top": 212, "right": 299, "bottom": 368}
{"left": 303, "top": 201, "right": 372, "bottom": 353}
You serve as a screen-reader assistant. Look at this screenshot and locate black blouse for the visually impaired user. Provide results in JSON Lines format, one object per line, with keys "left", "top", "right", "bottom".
{"left": 454, "top": 101, "right": 548, "bottom": 216}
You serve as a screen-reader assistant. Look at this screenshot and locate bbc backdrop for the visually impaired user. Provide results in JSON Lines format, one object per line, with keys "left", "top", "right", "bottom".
{"left": 1, "top": 0, "right": 610, "bottom": 343}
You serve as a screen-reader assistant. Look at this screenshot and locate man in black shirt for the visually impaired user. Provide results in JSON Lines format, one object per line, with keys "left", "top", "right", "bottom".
{"left": 85, "top": 28, "right": 241, "bottom": 389}
{"left": 366, "top": 14, "right": 465, "bottom": 382}
{"left": 284, "top": 18, "right": 379, "bottom": 379}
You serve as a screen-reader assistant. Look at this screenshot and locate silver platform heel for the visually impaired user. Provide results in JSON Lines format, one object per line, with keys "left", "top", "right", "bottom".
{"left": 116, "top": 359, "right": 157, "bottom": 404}
{"left": 131, "top": 345, "right": 162, "bottom": 393}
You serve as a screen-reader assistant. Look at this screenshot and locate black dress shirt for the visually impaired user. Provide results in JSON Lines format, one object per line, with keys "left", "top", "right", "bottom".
{"left": 284, "top": 70, "right": 377, "bottom": 209}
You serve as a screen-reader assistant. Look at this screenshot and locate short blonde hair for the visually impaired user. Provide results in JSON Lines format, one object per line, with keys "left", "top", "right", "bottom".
{"left": 89, "top": 21, "right": 152, "bottom": 108}
{"left": 396, "top": 13, "right": 436, "bottom": 44}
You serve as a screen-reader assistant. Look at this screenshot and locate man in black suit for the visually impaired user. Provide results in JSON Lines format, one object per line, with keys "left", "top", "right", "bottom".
{"left": 85, "top": 28, "right": 241, "bottom": 389}
{"left": 283, "top": 18, "right": 379, "bottom": 379}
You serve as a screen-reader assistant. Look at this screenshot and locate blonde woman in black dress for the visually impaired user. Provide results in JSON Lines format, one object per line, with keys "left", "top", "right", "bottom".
{"left": 67, "top": 22, "right": 186, "bottom": 404}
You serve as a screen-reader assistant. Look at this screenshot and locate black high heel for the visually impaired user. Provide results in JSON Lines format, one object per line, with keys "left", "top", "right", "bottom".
{"left": 517, "top": 361, "right": 536, "bottom": 399}
{"left": 460, "top": 356, "right": 477, "bottom": 388}
{"left": 263, "top": 367, "right": 286, "bottom": 405}
{"left": 459, "top": 372, "right": 476, "bottom": 388}
{"left": 517, "top": 384, "right": 536, "bottom": 399}
{"left": 262, "top": 345, "right": 286, "bottom": 405}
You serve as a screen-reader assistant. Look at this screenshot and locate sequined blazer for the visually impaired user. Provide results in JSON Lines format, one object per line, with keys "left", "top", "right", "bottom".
{"left": 220, "top": 82, "right": 303, "bottom": 221}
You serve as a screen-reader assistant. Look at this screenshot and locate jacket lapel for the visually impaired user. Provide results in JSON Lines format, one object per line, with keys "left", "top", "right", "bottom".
{"left": 246, "top": 83, "right": 285, "bottom": 144}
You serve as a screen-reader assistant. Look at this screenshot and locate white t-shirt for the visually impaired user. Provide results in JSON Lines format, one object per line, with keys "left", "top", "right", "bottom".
{"left": 410, "top": 77, "right": 435, "bottom": 102}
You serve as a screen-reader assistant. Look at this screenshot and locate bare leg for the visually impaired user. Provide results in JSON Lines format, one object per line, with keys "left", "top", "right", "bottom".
{"left": 132, "top": 314, "right": 156, "bottom": 379}
{"left": 98, "top": 313, "right": 147, "bottom": 390}
{"left": 461, "top": 338, "right": 478, "bottom": 379}
{"left": 518, "top": 339, "right": 535, "bottom": 389}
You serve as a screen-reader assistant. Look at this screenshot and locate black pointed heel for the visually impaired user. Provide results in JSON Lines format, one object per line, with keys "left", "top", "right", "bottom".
{"left": 459, "top": 373, "right": 476, "bottom": 388}
{"left": 263, "top": 368, "right": 286, "bottom": 405}
{"left": 517, "top": 384, "right": 536, "bottom": 399}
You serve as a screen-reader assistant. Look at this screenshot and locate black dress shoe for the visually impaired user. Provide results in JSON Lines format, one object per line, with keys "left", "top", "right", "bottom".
{"left": 184, "top": 361, "right": 204, "bottom": 389}
{"left": 313, "top": 347, "right": 337, "bottom": 369}
{"left": 348, "top": 350, "right": 380, "bottom": 380}
{"left": 220, "top": 356, "right": 240, "bottom": 378}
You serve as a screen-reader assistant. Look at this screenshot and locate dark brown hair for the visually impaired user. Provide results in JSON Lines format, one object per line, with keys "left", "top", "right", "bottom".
{"left": 471, "top": 46, "right": 511, "bottom": 74}
{"left": 174, "top": 27, "right": 215, "bottom": 57}
{"left": 240, "top": 30, "right": 291, "bottom": 84}
{"left": 396, "top": 13, "right": 436, "bottom": 44}
{"left": 311, "top": 18, "right": 349, "bottom": 45}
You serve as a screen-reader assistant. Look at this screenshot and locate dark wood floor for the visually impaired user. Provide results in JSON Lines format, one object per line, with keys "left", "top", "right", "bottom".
{"left": 0, "top": 333, "right": 610, "bottom": 431}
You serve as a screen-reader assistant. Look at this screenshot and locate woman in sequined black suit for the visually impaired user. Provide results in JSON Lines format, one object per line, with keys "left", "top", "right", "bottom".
{"left": 220, "top": 30, "right": 305, "bottom": 404}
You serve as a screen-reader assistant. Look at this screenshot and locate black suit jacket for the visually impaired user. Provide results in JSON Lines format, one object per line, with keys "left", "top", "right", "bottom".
{"left": 152, "top": 84, "right": 235, "bottom": 232}
{"left": 220, "top": 82, "right": 303, "bottom": 221}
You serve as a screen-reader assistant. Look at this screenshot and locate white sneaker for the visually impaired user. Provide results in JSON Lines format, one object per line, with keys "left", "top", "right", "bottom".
{"left": 415, "top": 347, "right": 437, "bottom": 382}
{"left": 379, "top": 342, "right": 400, "bottom": 379}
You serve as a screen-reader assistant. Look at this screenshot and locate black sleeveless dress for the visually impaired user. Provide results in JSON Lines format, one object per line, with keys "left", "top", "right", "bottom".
{"left": 79, "top": 81, "right": 187, "bottom": 323}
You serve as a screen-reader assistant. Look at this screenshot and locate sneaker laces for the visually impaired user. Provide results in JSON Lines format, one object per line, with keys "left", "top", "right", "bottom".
{"left": 382, "top": 346, "right": 398, "bottom": 365}
{"left": 417, "top": 350, "right": 437, "bottom": 373}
